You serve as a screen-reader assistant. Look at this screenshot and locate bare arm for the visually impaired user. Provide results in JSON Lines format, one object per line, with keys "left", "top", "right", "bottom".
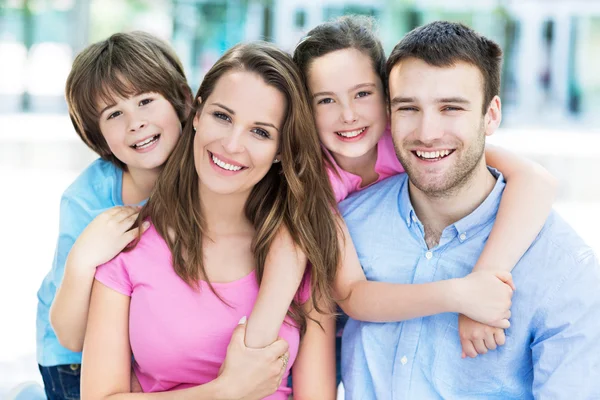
{"left": 334, "top": 218, "right": 514, "bottom": 326}
{"left": 244, "top": 227, "right": 307, "bottom": 348}
{"left": 480, "top": 145, "right": 557, "bottom": 272}
{"left": 50, "top": 206, "right": 143, "bottom": 352}
{"left": 292, "top": 294, "right": 337, "bottom": 400}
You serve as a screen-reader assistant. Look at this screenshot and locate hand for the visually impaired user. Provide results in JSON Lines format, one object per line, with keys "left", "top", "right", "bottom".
{"left": 67, "top": 206, "right": 149, "bottom": 272}
{"left": 454, "top": 270, "right": 515, "bottom": 328}
{"left": 458, "top": 314, "right": 506, "bottom": 358}
{"left": 217, "top": 317, "right": 290, "bottom": 400}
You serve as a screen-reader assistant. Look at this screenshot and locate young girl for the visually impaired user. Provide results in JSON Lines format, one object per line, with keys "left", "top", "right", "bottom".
{"left": 241, "top": 14, "right": 556, "bottom": 364}
{"left": 37, "top": 32, "right": 192, "bottom": 398}
{"left": 81, "top": 41, "right": 338, "bottom": 398}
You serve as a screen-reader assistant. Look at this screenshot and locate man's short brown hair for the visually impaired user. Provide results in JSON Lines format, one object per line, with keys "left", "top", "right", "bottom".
{"left": 386, "top": 21, "right": 502, "bottom": 114}
{"left": 65, "top": 31, "right": 191, "bottom": 169}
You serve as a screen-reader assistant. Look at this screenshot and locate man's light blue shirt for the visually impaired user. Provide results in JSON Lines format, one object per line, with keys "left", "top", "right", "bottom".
{"left": 36, "top": 158, "right": 125, "bottom": 366}
{"left": 340, "top": 169, "right": 600, "bottom": 399}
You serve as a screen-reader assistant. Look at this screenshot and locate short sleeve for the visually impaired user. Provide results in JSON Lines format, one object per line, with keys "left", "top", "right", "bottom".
{"left": 95, "top": 254, "right": 133, "bottom": 296}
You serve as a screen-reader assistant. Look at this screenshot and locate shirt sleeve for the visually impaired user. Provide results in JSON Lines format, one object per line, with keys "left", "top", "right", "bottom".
{"left": 531, "top": 250, "right": 600, "bottom": 398}
{"left": 95, "top": 254, "right": 133, "bottom": 297}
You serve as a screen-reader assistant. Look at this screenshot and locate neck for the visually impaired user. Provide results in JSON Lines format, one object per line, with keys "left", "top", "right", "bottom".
{"left": 122, "top": 166, "right": 162, "bottom": 204}
{"left": 410, "top": 160, "right": 496, "bottom": 247}
{"left": 199, "top": 185, "right": 253, "bottom": 237}
{"left": 332, "top": 145, "right": 379, "bottom": 186}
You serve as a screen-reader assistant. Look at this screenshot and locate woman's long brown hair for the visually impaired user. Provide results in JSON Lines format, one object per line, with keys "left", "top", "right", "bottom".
{"left": 136, "top": 42, "right": 340, "bottom": 335}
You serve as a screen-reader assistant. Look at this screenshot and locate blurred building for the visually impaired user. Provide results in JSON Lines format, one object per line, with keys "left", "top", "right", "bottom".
{"left": 0, "top": 0, "right": 599, "bottom": 125}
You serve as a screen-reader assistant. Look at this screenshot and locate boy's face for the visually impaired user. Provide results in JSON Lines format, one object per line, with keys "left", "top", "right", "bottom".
{"left": 388, "top": 57, "right": 501, "bottom": 197}
{"left": 97, "top": 92, "right": 181, "bottom": 173}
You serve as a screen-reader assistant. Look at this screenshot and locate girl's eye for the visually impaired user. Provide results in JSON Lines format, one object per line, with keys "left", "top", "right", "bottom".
{"left": 356, "top": 91, "right": 371, "bottom": 98}
{"left": 107, "top": 111, "right": 122, "bottom": 120}
{"left": 317, "top": 98, "right": 334, "bottom": 105}
{"left": 139, "top": 98, "right": 153, "bottom": 106}
{"left": 252, "top": 128, "right": 270, "bottom": 139}
{"left": 213, "top": 112, "right": 231, "bottom": 122}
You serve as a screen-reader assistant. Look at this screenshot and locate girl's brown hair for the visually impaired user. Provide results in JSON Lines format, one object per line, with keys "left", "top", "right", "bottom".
{"left": 138, "top": 42, "right": 340, "bottom": 335}
{"left": 65, "top": 31, "right": 191, "bottom": 169}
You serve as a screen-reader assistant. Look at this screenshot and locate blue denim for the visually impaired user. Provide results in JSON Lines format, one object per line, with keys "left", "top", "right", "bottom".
{"left": 38, "top": 364, "right": 81, "bottom": 400}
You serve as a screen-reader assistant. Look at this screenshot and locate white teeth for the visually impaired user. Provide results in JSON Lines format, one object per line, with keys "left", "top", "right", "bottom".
{"left": 416, "top": 150, "right": 452, "bottom": 159}
{"left": 132, "top": 135, "right": 159, "bottom": 149}
{"left": 212, "top": 154, "right": 243, "bottom": 171}
{"left": 337, "top": 127, "right": 366, "bottom": 138}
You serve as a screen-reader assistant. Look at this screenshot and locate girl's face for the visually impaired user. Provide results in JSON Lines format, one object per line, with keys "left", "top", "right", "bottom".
{"left": 97, "top": 92, "right": 182, "bottom": 173}
{"left": 193, "top": 70, "right": 285, "bottom": 197}
{"left": 307, "top": 48, "right": 388, "bottom": 162}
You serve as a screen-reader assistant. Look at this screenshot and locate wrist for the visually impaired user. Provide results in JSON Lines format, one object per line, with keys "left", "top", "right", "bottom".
{"left": 209, "top": 376, "right": 237, "bottom": 400}
{"left": 445, "top": 278, "right": 465, "bottom": 314}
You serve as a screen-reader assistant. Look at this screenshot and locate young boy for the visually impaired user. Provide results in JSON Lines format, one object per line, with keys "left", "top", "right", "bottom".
{"left": 35, "top": 31, "right": 191, "bottom": 399}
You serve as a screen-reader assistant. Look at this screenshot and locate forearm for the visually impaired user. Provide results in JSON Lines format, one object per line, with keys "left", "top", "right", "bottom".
{"left": 96, "top": 380, "right": 229, "bottom": 400}
{"left": 339, "top": 279, "right": 460, "bottom": 322}
{"left": 50, "top": 260, "right": 96, "bottom": 352}
{"left": 481, "top": 145, "right": 557, "bottom": 271}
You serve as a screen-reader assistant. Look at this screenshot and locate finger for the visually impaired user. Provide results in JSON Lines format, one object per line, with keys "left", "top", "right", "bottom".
{"left": 121, "top": 212, "right": 140, "bottom": 229}
{"left": 122, "top": 227, "right": 143, "bottom": 247}
{"left": 483, "top": 333, "right": 497, "bottom": 351}
{"left": 504, "top": 310, "right": 511, "bottom": 320}
{"left": 489, "top": 318, "right": 510, "bottom": 329}
{"left": 494, "top": 271, "right": 514, "bottom": 289}
{"left": 117, "top": 207, "right": 141, "bottom": 222}
{"left": 266, "top": 338, "right": 289, "bottom": 361}
{"left": 229, "top": 317, "right": 247, "bottom": 343}
{"left": 473, "top": 339, "right": 488, "bottom": 355}
{"left": 461, "top": 339, "right": 478, "bottom": 359}
{"left": 494, "top": 330, "right": 506, "bottom": 346}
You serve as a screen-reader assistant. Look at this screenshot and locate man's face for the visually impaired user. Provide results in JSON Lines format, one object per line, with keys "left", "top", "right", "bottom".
{"left": 388, "top": 57, "right": 498, "bottom": 197}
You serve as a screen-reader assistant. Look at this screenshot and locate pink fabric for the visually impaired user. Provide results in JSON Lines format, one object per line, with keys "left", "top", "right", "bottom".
{"left": 95, "top": 225, "right": 308, "bottom": 397}
{"left": 327, "top": 126, "right": 405, "bottom": 202}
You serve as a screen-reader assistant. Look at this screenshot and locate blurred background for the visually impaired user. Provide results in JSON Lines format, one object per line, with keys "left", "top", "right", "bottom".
{"left": 1, "top": 0, "right": 599, "bottom": 395}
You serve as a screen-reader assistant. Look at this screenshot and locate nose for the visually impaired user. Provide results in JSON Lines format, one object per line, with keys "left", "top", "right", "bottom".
{"left": 222, "top": 128, "right": 245, "bottom": 154}
{"left": 340, "top": 103, "right": 358, "bottom": 124}
{"left": 416, "top": 113, "right": 444, "bottom": 143}
{"left": 127, "top": 113, "right": 147, "bottom": 132}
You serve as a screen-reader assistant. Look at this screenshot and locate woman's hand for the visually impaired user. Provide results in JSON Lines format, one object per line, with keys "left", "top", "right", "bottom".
{"left": 217, "top": 317, "right": 290, "bottom": 400}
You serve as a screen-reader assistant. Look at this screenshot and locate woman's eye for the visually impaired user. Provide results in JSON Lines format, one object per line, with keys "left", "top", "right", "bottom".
{"left": 213, "top": 112, "right": 231, "bottom": 122}
{"left": 356, "top": 91, "right": 371, "bottom": 98}
{"left": 139, "top": 98, "right": 153, "bottom": 106}
{"left": 252, "top": 128, "right": 270, "bottom": 139}
{"left": 107, "top": 111, "right": 122, "bottom": 120}
{"left": 317, "top": 98, "right": 334, "bottom": 105}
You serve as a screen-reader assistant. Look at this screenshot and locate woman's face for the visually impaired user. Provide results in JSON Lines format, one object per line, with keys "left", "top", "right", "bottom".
{"left": 307, "top": 48, "right": 388, "bottom": 161}
{"left": 193, "top": 70, "right": 286, "bottom": 197}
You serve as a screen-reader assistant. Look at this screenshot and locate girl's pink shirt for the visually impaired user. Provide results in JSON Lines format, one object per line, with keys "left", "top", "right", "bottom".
{"left": 326, "top": 126, "right": 405, "bottom": 202}
{"left": 95, "top": 224, "right": 308, "bottom": 397}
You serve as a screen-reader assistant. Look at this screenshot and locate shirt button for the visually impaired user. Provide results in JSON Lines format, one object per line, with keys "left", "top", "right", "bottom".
{"left": 412, "top": 215, "right": 418, "bottom": 222}
{"left": 406, "top": 217, "right": 411, "bottom": 225}
{"left": 400, "top": 355, "right": 408, "bottom": 365}
{"left": 459, "top": 233, "right": 467, "bottom": 241}
{"left": 425, "top": 251, "right": 433, "bottom": 260}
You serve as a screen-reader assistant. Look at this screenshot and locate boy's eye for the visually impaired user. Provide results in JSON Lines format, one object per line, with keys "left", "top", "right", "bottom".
{"left": 356, "top": 91, "right": 371, "bottom": 98}
{"left": 107, "top": 111, "right": 122, "bottom": 120}
{"left": 139, "top": 98, "right": 153, "bottom": 106}
{"left": 317, "top": 98, "right": 334, "bottom": 105}
{"left": 252, "top": 128, "right": 270, "bottom": 139}
{"left": 213, "top": 111, "right": 231, "bottom": 122}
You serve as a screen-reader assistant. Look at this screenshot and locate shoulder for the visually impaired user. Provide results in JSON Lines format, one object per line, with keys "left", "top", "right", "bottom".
{"left": 62, "top": 158, "right": 121, "bottom": 208}
{"left": 339, "top": 174, "right": 407, "bottom": 219}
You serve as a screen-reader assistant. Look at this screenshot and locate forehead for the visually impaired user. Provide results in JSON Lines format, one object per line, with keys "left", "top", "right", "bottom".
{"left": 308, "top": 48, "right": 379, "bottom": 90}
{"left": 389, "top": 57, "right": 484, "bottom": 103}
{"left": 208, "top": 70, "right": 286, "bottom": 124}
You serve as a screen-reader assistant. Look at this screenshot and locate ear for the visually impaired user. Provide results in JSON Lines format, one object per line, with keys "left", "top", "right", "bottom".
{"left": 192, "top": 97, "right": 203, "bottom": 130}
{"left": 483, "top": 95, "right": 502, "bottom": 137}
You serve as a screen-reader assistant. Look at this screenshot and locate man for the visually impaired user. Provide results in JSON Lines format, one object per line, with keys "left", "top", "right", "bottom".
{"left": 340, "top": 21, "right": 600, "bottom": 399}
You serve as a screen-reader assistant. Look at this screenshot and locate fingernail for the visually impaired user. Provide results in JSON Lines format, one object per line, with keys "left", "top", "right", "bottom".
{"left": 238, "top": 316, "right": 247, "bottom": 324}
{"left": 142, "top": 221, "right": 150, "bottom": 229}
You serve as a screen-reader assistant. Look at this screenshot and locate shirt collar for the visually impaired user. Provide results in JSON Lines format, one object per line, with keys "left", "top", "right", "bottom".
{"left": 398, "top": 167, "right": 506, "bottom": 238}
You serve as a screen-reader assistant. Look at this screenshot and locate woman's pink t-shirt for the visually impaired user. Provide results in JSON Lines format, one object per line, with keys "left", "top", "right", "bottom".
{"left": 327, "top": 127, "right": 405, "bottom": 202}
{"left": 95, "top": 225, "right": 307, "bottom": 398}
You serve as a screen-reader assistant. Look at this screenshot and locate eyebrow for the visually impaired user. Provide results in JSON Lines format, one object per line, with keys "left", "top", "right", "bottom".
{"left": 211, "top": 102, "right": 280, "bottom": 132}
{"left": 312, "top": 82, "right": 377, "bottom": 99}
{"left": 99, "top": 102, "right": 117, "bottom": 116}
{"left": 390, "top": 96, "right": 471, "bottom": 106}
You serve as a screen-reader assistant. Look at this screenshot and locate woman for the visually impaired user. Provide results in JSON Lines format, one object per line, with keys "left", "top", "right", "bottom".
{"left": 81, "top": 42, "right": 338, "bottom": 399}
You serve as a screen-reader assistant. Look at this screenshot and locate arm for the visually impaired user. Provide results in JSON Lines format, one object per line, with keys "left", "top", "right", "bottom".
{"left": 334, "top": 218, "right": 514, "bottom": 326}
{"left": 244, "top": 226, "right": 307, "bottom": 348}
{"left": 292, "top": 294, "right": 337, "bottom": 400}
{"left": 50, "top": 206, "right": 144, "bottom": 351}
{"left": 480, "top": 145, "right": 557, "bottom": 272}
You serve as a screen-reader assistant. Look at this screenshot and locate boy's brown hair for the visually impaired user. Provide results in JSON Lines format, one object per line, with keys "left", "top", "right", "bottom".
{"left": 65, "top": 31, "right": 191, "bottom": 169}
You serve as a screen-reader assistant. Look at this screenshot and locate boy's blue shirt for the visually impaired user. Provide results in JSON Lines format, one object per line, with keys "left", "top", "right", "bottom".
{"left": 36, "top": 158, "right": 125, "bottom": 366}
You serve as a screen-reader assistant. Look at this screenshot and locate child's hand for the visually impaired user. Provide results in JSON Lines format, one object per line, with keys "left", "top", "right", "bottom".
{"left": 454, "top": 270, "right": 515, "bottom": 328}
{"left": 458, "top": 313, "right": 506, "bottom": 358}
{"left": 67, "top": 206, "right": 149, "bottom": 272}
